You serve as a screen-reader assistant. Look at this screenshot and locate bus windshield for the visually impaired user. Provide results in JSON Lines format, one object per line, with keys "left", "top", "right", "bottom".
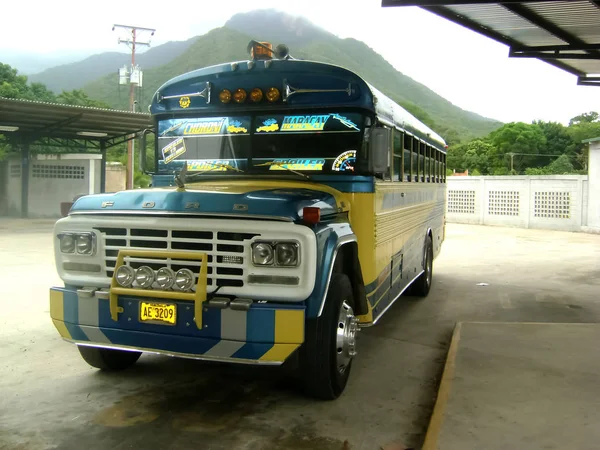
{"left": 157, "top": 112, "right": 365, "bottom": 175}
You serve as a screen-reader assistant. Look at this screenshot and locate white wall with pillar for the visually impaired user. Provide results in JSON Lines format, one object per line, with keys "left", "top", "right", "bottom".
{"left": 583, "top": 137, "right": 600, "bottom": 233}
{"left": 0, "top": 153, "right": 101, "bottom": 218}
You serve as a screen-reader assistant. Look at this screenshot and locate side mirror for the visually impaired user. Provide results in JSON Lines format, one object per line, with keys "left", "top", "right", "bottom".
{"left": 370, "top": 127, "right": 390, "bottom": 174}
{"left": 138, "top": 129, "right": 154, "bottom": 173}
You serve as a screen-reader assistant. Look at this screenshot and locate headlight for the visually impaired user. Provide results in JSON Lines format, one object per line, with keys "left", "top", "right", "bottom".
{"left": 275, "top": 243, "right": 299, "bottom": 267}
{"left": 135, "top": 266, "right": 155, "bottom": 289}
{"left": 252, "top": 243, "right": 274, "bottom": 265}
{"left": 58, "top": 233, "right": 75, "bottom": 253}
{"left": 175, "top": 268, "right": 195, "bottom": 291}
{"left": 58, "top": 232, "right": 95, "bottom": 255}
{"left": 76, "top": 233, "right": 95, "bottom": 255}
{"left": 115, "top": 265, "right": 135, "bottom": 287}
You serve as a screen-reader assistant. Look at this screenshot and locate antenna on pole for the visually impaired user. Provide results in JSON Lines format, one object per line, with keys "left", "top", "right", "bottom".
{"left": 113, "top": 24, "right": 156, "bottom": 190}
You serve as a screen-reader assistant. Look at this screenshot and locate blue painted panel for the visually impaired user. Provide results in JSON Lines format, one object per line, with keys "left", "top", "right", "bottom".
{"left": 232, "top": 342, "right": 273, "bottom": 360}
{"left": 246, "top": 309, "right": 274, "bottom": 343}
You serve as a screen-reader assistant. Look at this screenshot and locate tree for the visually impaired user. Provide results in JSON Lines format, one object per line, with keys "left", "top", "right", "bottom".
{"left": 487, "top": 122, "right": 547, "bottom": 173}
{"left": 569, "top": 111, "right": 599, "bottom": 126}
{"left": 56, "top": 89, "right": 111, "bottom": 109}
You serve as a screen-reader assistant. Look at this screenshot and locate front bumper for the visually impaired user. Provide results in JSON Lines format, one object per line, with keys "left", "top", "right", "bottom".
{"left": 50, "top": 287, "right": 305, "bottom": 365}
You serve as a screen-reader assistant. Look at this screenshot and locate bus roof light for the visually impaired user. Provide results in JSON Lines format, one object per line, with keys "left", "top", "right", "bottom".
{"left": 266, "top": 87, "right": 280, "bottom": 103}
{"left": 249, "top": 41, "right": 273, "bottom": 61}
{"left": 233, "top": 88, "right": 247, "bottom": 104}
{"left": 250, "top": 88, "right": 263, "bottom": 103}
{"left": 219, "top": 89, "right": 232, "bottom": 104}
{"left": 302, "top": 207, "right": 321, "bottom": 225}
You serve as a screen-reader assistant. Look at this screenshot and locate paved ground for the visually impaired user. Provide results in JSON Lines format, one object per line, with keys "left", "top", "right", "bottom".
{"left": 1, "top": 220, "right": 599, "bottom": 450}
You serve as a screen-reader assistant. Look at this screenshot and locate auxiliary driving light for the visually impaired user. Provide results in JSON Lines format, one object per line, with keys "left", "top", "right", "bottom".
{"left": 156, "top": 267, "right": 175, "bottom": 290}
{"left": 115, "top": 265, "right": 135, "bottom": 287}
{"left": 275, "top": 243, "right": 299, "bottom": 267}
{"left": 233, "top": 88, "right": 247, "bottom": 103}
{"left": 252, "top": 242, "right": 274, "bottom": 265}
{"left": 175, "top": 268, "right": 195, "bottom": 291}
{"left": 135, "top": 266, "right": 155, "bottom": 288}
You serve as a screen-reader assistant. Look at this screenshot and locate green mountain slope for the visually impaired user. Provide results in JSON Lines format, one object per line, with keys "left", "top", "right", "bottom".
{"left": 82, "top": 10, "right": 502, "bottom": 141}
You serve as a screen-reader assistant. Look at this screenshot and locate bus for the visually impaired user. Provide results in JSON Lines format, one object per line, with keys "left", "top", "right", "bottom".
{"left": 49, "top": 41, "right": 447, "bottom": 400}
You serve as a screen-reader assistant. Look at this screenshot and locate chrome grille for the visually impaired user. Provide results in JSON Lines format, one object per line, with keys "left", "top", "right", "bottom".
{"left": 95, "top": 227, "right": 259, "bottom": 288}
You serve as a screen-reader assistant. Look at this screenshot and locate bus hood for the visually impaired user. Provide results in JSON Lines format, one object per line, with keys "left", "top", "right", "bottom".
{"left": 70, "top": 184, "right": 345, "bottom": 222}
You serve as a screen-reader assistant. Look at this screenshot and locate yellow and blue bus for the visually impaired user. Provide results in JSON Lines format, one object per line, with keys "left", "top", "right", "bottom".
{"left": 49, "top": 42, "right": 447, "bottom": 399}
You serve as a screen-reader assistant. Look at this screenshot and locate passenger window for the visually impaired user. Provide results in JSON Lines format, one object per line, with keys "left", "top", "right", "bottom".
{"left": 419, "top": 144, "right": 425, "bottom": 182}
{"left": 393, "top": 129, "right": 403, "bottom": 182}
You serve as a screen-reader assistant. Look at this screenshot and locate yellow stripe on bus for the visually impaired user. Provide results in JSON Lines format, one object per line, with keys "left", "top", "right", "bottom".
{"left": 259, "top": 344, "right": 300, "bottom": 362}
{"left": 49, "top": 290, "right": 71, "bottom": 339}
{"left": 274, "top": 309, "right": 304, "bottom": 343}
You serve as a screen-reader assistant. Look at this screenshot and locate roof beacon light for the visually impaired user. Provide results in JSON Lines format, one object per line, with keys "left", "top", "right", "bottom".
{"left": 302, "top": 207, "right": 321, "bottom": 225}
{"left": 233, "top": 88, "right": 247, "bottom": 104}
{"left": 250, "top": 88, "right": 263, "bottom": 103}
{"left": 249, "top": 41, "right": 273, "bottom": 61}
{"left": 219, "top": 89, "right": 232, "bottom": 104}
{"left": 266, "top": 87, "right": 280, "bottom": 103}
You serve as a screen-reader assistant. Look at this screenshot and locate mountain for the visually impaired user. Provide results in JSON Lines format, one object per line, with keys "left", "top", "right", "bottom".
{"left": 80, "top": 10, "right": 501, "bottom": 141}
{"left": 0, "top": 49, "right": 90, "bottom": 75}
{"left": 28, "top": 37, "right": 198, "bottom": 93}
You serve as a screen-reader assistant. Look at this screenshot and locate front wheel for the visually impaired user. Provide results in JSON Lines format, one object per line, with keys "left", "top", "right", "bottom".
{"left": 78, "top": 346, "right": 141, "bottom": 371}
{"left": 300, "top": 273, "right": 359, "bottom": 400}
{"left": 410, "top": 236, "right": 433, "bottom": 297}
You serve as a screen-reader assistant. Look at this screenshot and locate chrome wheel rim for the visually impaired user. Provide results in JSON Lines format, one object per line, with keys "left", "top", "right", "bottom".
{"left": 336, "top": 301, "right": 359, "bottom": 374}
{"left": 426, "top": 248, "right": 432, "bottom": 287}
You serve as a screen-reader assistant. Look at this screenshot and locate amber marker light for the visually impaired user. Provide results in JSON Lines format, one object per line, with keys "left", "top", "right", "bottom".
{"left": 250, "top": 88, "right": 263, "bottom": 103}
{"left": 266, "top": 87, "right": 280, "bottom": 102}
{"left": 302, "top": 207, "right": 321, "bottom": 225}
{"left": 219, "top": 89, "right": 232, "bottom": 103}
{"left": 233, "top": 88, "right": 247, "bottom": 103}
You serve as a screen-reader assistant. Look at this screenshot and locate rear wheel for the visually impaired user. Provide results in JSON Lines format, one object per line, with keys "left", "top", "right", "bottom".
{"left": 300, "top": 273, "right": 358, "bottom": 400}
{"left": 410, "top": 236, "right": 433, "bottom": 297}
{"left": 78, "top": 346, "right": 141, "bottom": 371}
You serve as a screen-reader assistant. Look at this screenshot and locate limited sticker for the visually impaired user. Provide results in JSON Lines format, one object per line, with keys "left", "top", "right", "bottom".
{"left": 162, "top": 138, "right": 186, "bottom": 164}
{"left": 332, "top": 150, "right": 356, "bottom": 172}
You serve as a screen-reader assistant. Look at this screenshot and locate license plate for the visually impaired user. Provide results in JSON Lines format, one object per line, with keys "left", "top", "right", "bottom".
{"left": 140, "top": 302, "right": 176, "bottom": 325}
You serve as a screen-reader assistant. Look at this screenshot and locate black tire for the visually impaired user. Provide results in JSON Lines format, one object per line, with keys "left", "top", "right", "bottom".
{"left": 300, "top": 273, "right": 357, "bottom": 400}
{"left": 78, "top": 346, "right": 141, "bottom": 371}
{"left": 410, "top": 236, "right": 434, "bottom": 297}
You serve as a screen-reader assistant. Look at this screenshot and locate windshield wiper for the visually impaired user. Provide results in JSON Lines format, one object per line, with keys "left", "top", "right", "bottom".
{"left": 253, "top": 161, "right": 311, "bottom": 179}
{"left": 184, "top": 162, "right": 244, "bottom": 182}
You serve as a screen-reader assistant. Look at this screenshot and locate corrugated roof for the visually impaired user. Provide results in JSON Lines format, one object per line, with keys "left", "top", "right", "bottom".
{"left": 382, "top": 1, "right": 600, "bottom": 86}
{"left": 0, "top": 97, "right": 153, "bottom": 144}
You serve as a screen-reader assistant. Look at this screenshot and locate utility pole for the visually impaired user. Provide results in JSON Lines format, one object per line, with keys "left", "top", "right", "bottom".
{"left": 113, "top": 24, "right": 155, "bottom": 189}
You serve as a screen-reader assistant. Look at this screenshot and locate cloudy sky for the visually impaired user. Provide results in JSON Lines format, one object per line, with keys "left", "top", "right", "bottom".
{"left": 1, "top": 0, "right": 599, "bottom": 125}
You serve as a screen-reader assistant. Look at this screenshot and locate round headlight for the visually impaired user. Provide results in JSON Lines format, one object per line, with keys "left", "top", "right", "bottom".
{"left": 276, "top": 243, "right": 299, "bottom": 266}
{"left": 59, "top": 234, "right": 75, "bottom": 253}
{"left": 115, "top": 265, "right": 135, "bottom": 287}
{"left": 252, "top": 243, "right": 274, "bottom": 265}
{"left": 135, "top": 266, "right": 155, "bottom": 289}
{"left": 156, "top": 267, "right": 175, "bottom": 290}
{"left": 76, "top": 233, "right": 93, "bottom": 255}
{"left": 175, "top": 268, "right": 195, "bottom": 291}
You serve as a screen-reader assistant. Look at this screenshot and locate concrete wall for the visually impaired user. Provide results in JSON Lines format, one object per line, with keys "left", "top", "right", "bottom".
{"left": 447, "top": 175, "right": 588, "bottom": 232}
{"left": 105, "top": 162, "right": 126, "bottom": 193}
{"left": 1, "top": 153, "right": 101, "bottom": 218}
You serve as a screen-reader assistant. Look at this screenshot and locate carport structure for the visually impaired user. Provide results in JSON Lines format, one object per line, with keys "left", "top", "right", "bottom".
{"left": 0, "top": 97, "right": 152, "bottom": 217}
{"left": 382, "top": 0, "right": 600, "bottom": 86}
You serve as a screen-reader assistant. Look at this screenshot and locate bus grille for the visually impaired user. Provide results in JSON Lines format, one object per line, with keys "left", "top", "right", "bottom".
{"left": 95, "top": 227, "right": 260, "bottom": 288}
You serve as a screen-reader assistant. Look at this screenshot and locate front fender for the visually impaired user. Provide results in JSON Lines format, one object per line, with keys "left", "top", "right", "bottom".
{"left": 305, "top": 222, "right": 356, "bottom": 319}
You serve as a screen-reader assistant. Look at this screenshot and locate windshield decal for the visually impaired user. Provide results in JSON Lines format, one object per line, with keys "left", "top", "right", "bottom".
{"left": 332, "top": 150, "right": 356, "bottom": 172}
{"left": 267, "top": 158, "right": 325, "bottom": 171}
{"left": 162, "top": 137, "right": 186, "bottom": 164}
{"left": 256, "top": 119, "right": 279, "bottom": 133}
{"left": 187, "top": 159, "right": 233, "bottom": 171}
{"left": 159, "top": 117, "right": 251, "bottom": 137}
{"left": 281, "top": 114, "right": 330, "bottom": 131}
{"left": 330, "top": 114, "right": 360, "bottom": 131}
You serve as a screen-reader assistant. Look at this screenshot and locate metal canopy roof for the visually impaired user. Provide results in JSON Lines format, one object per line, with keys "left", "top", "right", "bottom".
{"left": 0, "top": 97, "right": 153, "bottom": 149}
{"left": 382, "top": 1, "right": 600, "bottom": 86}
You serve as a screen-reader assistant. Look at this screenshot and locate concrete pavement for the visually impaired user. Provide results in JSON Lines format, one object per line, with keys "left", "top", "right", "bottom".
{"left": 0, "top": 222, "right": 599, "bottom": 450}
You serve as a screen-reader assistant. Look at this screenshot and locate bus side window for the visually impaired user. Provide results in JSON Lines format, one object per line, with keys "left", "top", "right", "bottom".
{"left": 393, "top": 129, "right": 403, "bottom": 182}
{"left": 425, "top": 145, "right": 431, "bottom": 183}
{"left": 412, "top": 138, "right": 419, "bottom": 182}
{"left": 419, "top": 143, "right": 425, "bottom": 182}
{"left": 403, "top": 134, "right": 411, "bottom": 182}
{"left": 443, "top": 153, "right": 447, "bottom": 183}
